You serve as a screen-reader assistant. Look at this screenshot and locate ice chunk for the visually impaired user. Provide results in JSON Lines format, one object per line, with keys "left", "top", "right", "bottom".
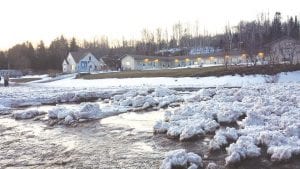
{"left": 159, "top": 95, "right": 183, "bottom": 108}
{"left": 226, "top": 136, "right": 261, "bottom": 165}
{"left": 153, "top": 120, "right": 170, "bottom": 134}
{"left": 160, "top": 149, "right": 203, "bottom": 169}
{"left": 119, "top": 99, "right": 132, "bottom": 107}
{"left": 160, "top": 149, "right": 188, "bottom": 169}
{"left": 74, "top": 103, "right": 103, "bottom": 119}
{"left": 268, "top": 146, "right": 293, "bottom": 162}
{"left": 64, "top": 115, "right": 75, "bottom": 124}
{"left": 187, "top": 152, "right": 203, "bottom": 168}
{"left": 13, "top": 109, "right": 45, "bottom": 119}
{"left": 180, "top": 125, "right": 204, "bottom": 141}
{"left": 167, "top": 126, "right": 183, "bottom": 138}
{"left": 225, "top": 152, "right": 241, "bottom": 165}
{"left": 209, "top": 127, "right": 238, "bottom": 150}
{"left": 48, "top": 106, "right": 73, "bottom": 119}
{"left": 132, "top": 96, "right": 157, "bottom": 108}
{"left": 153, "top": 87, "right": 176, "bottom": 97}
{"left": 185, "top": 88, "right": 215, "bottom": 102}
{"left": 217, "top": 109, "right": 243, "bottom": 123}
{"left": 285, "top": 123, "right": 300, "bottom": 138}
{"left": 206, "top": 162, "right": 219, "bottom": 169}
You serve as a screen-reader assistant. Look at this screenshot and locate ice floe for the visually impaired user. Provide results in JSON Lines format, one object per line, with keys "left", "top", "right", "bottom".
{"left": 160, "top": 149, "right": 203, "bottom": 169}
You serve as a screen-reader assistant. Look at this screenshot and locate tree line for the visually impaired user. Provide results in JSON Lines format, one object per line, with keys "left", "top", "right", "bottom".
{"left": 0, "top": 12, "right": 299, "bottom": 71}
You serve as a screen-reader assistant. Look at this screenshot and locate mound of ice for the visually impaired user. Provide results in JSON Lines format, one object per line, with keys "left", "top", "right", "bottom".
{"left": 185, "top": 88, "right": 215, "bottom": 102}
{"left": 179, "top": 124, "right": 205, "bottom": 141}
{"left": 225, "top": 136, "right": 261, "bottom": 165}
{"left": 48, "top": 106, "right": 74, "bottom": 119}
{"left": 160, "top": 149, "right": 203, "bottom": 169}
{"left": 209, "top": 127, "right": 239, "bottom": 151}
{"left": 158, "top": 95, "right": 183, "bottom": 108}
{"left": 155, "top": 104, "right": 219, "bottom": 141}
{"left": 132, "top": 95, "right": 158, "bottom": 108}
{"left": 154, "top": 120, "right": 170, "bottom": 134}
{"left": 13, "top": 109, "right": 46, "bottom": 119}
{"left": 74, "top": 103, "right": 103, "bottom": 119}
{"left": 153, "top": 87, "right": 176, "bottom": 97}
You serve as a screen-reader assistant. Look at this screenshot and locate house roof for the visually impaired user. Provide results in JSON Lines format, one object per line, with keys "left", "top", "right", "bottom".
{"left": 63, "top": 59, "right": 69, "bottom": 64}
{"left": 70, "top": 51, "right": 91, "bottom": 63}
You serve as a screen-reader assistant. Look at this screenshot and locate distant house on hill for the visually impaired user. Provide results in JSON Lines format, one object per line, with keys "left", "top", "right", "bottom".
{"left": 265, "top": 37, "right": 300, "bottom": 64}
{"left": 62, "top": 51, "right": 106, "bottom": 73}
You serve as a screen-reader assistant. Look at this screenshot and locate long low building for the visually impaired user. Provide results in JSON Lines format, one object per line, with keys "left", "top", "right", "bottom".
{"left": 121, "top": 51, "right": 249, "bottom": 70}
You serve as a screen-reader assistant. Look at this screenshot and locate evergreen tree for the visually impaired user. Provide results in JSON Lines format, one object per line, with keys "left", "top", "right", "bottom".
{"left": 48, "top": 35, "right": 69, "bottom": 70}
{"left": 292, "top": 16, "right": 300, "bottom": 39}
{"left": 0, "top": 51, "right": 7, "bottom": 69}
{"left": 35, "top": 40, "right": 47, "bottom": 70}
{"left": 270, "top": 12, "right": 283, "bottom": 40}
{"left": 70, "top": 37, "right": 79, "bottom": 52}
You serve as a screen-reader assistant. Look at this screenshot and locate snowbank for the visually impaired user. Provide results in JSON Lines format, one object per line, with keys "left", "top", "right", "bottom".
{"left": 37, "top": 71, "right": 300, "bottom": 88}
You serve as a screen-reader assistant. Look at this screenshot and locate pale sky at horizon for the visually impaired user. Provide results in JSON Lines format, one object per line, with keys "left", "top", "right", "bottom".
{"left": 0, "top": 0, "right": 299, "bottom": 50}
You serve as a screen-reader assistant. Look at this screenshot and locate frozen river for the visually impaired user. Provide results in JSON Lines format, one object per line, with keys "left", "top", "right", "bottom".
{"left": 1, "top": 78, "right": 300, "bottom": 168}
{"left": 1, "top": 103, "right": 300, "bottom": 169}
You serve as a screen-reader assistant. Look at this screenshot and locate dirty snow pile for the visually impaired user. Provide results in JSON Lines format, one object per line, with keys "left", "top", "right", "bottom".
{"left": 160, "top": 149, "right": 203, "bottom": 169}
{"left": 155, "top": 83, "right": 300, "bottom": 165}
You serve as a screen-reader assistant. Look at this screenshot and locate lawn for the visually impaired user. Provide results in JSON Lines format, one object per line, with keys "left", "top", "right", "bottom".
{"left": 77, "top": 64, "right": 300, "bottom": 79}
{"left": 10, "top": 78, "right": 41, "bottom": 83}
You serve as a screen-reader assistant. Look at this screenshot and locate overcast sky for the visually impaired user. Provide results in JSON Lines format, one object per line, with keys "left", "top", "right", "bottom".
{"left": 0, "top": 0, "right": 299, "bottom": 49}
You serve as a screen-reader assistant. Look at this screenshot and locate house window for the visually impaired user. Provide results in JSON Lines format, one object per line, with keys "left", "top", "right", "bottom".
{"left": 89, "top": 56, "right": 91, "bottom": 61}
{"left": 81, "top": 61, "right": 88, "bottom": 68}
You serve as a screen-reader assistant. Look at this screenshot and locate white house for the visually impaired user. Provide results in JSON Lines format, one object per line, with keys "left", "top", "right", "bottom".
{"left": 62, "top": 51, "right": 106, "bottom": 73}
{"left": 121, "top": 51, "right": 248, "bottom": 71}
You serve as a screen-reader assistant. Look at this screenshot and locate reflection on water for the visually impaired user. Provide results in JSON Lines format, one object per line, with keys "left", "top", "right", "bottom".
{"left": 132, "top": 142, "right": 154, "bottom": 153}
{"left": 101, "top": 109, "right": 169, "bottom": 132}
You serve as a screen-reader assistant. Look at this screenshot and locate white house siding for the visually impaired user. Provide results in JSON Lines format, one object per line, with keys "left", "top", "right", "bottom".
{"left": 78, "top": 53, "right": 102, "bottom": 72}
{"left": 62, "top": 52, "right": 107, "bottom": 73}
{"left": 66, "top": 53, "right": 77, "bottom": 73}
{"left": 121, "top": 55, "right": 136, "bottom": 70}
{"left": 62, "top": 60, "right": 68, "bottom": 73}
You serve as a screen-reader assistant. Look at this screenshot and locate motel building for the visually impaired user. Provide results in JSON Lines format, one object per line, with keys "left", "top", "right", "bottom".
{"left": 120, "top": 50, "right": 265, "bottom": 71}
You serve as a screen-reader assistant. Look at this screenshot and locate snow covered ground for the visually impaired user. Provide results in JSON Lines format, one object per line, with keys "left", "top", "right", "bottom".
{"left": 25, "top": 70, "right": 300, "bottom": 88}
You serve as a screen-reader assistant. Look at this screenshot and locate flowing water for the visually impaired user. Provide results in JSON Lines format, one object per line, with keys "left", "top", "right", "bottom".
{"left": 1, "top": 103, "right": 300, "bottom": 169}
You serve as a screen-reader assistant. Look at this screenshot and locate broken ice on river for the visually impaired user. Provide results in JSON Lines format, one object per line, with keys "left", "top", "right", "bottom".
{"left": 1, "top": 73, "right": 300, "bottom": 168}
